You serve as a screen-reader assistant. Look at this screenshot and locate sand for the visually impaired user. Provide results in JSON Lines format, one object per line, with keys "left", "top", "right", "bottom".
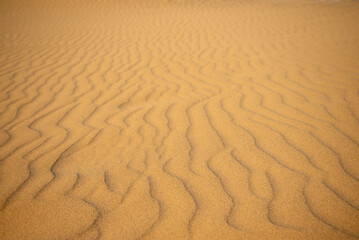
{"left": 1, "top": 0, "right": 359, "bottom": 239}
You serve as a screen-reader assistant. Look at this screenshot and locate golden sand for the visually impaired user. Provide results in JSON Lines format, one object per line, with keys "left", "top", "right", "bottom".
{"left": 1, "top": 0, "right": 359, "bottom": 239}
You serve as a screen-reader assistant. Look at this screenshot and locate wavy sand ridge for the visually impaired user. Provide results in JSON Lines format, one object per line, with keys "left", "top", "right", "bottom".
{"left": 1, "top": 0, "right": 359, "bottom": 239}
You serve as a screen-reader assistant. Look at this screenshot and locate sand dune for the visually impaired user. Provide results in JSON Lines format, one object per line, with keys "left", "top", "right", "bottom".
{"left": 1, "top": 0, "right": 359, "bottom": 239}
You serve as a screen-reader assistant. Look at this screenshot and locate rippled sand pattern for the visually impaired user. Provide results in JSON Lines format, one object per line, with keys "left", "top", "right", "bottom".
{"left": 1, "top": 0, "right": 359, "bottom": 239}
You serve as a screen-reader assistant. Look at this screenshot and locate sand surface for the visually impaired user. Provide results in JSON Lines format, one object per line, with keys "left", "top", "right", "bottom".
{"left": 1, "top": 0, "right": 359, "bottom": 239}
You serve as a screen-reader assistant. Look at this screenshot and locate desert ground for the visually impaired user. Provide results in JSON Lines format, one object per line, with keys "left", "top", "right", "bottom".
{"left": 0, "top": 0, "right": 359, "bottom": 239}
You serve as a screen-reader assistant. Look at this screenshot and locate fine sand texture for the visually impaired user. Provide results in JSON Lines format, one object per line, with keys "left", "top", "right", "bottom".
{"left": 1, "top": 0, "right": 359, "bottom": 239}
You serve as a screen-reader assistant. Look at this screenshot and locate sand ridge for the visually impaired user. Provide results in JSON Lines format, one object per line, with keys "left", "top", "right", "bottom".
{"left": 1, "top": 0, "right": 359, "bottom": 239}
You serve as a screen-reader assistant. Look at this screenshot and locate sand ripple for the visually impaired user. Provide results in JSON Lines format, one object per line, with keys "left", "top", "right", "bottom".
{"left": 1, "top": 0, "right": 359, "bottom": 239}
